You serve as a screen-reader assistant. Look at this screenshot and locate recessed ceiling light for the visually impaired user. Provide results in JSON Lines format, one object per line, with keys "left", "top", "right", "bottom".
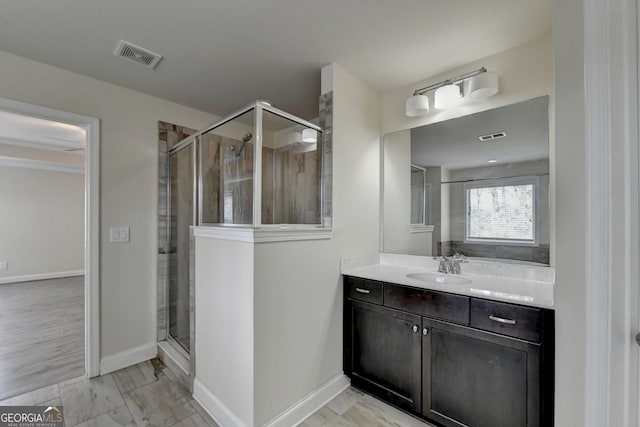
{"left": 487, "top": 159, "right": 498, "bottom": 163}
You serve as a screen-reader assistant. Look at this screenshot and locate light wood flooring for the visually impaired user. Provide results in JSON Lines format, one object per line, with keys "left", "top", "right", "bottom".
{"left": 0, "top": 276, "right": 84, "bottom": 400}
{"left": 301, "top": 386, "right": 434, "bottom": 427}
{"left": 0, "top": 356, "right": 433, "bottom": 427}
{"left": 0, "top": 276, "right": 433, "bottom": 426}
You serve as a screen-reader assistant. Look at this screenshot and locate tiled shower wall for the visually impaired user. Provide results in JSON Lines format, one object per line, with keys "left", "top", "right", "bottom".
{"left": 319, "top": 92, "right": 333, "bottom": 227}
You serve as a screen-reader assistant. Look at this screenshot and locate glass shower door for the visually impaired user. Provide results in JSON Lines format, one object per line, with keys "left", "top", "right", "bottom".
{"left": 168, "top": 143, "right": 194, "bottom": 352}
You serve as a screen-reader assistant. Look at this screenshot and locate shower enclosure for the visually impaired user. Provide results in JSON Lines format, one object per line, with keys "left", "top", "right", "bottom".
{"left": 162, "top": 101, "right": 325, "bottom": 355}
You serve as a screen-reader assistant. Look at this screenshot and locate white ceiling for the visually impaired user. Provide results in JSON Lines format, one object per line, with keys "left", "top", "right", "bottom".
{"left": 0, "top": 0, "right": 551, "bottom": 120}
{"left": 410, "top": 96, "right": 549, "bottom": 170}
{"left": 0, "top": 110, "right": 86, "bottom": 152}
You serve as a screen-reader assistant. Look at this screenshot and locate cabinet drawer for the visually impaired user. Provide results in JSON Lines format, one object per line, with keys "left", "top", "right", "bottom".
{"left": 470, "top": 299, "right": 542, "bottom": 342}
{"left": 346, "top": 277, "right": 383, "bottom": 305}
{"left": 384, "top": 285, "right": 469, "bottom": 324}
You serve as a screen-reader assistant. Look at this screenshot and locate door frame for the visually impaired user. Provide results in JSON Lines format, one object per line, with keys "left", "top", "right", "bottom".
{"left": 583, "top": 0, "right": 639, "bottom": 425}
{"left": 0, "top": 97, "right": 100, "bottom": 377}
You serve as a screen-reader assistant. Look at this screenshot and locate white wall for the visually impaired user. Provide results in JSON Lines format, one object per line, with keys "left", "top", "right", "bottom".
{"left": 552, "top": 0, "right": 586, "bottom": 424}
{"left": 252, "top": 63, "right": 381, "bottom": 425}
{"left": 191, "top": 63, "right": 380, "bottom": 427}
{"left": 381, "top": 34, "right": 553, "bottom": 135}
{"left": 194, "top": 236, "right": 254, "bottom": 427}
{"left": 382, "top": 130, "right": 432, "bottom": 255}
{"left": 0, "top": 165, "right": 84, "bottom": 281}
{"left": 0, "top": 49, "right": 216, "bottom": 360}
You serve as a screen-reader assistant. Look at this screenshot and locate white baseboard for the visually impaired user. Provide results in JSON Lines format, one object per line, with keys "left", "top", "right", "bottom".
{"left": 193, "top": 374, "right": 350, "bottom": 427}
{"left": 193, "top": 378, "right": 249, "bottom": 427}
{"left": 264, "top": 373, "right": 350, "bottom": 427}
{"left": 100, "top": 343, "right": 157, "bottom": 375}
{"left": 157, "top": 341, "right": 190, "bottom": 376}
{"left": 0, "top": 270, "right": 84, "bottom": 285}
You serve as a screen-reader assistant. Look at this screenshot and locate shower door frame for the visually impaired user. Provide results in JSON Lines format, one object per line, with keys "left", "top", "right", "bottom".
{"left": 169, "top": 100, "right": 324, "bottom": 229}
{"left": 165, "top": 137, "right": 199, "bottom": 356}
{"left": 161, "top": 101, "right": 325, "bottom": 371}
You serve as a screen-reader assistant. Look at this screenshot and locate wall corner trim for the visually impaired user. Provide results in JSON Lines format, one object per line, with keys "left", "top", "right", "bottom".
{"left": 193, "top": 378, "right": 249, "bottom": 427}
{"left": 99, "top": 343, "right": 157, "bottom": 375}
{"left": 263, "top": 373, "right": 350, "bottom": 427}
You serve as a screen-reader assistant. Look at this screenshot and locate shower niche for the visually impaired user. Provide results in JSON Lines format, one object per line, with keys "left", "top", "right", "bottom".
{"left": 160, "top": 101, "right": 328, "bottom": 366}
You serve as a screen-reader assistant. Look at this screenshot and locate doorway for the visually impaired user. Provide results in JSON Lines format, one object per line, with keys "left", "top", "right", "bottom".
{"left": 0, "top": 97, "right": 99, "bottom": 399}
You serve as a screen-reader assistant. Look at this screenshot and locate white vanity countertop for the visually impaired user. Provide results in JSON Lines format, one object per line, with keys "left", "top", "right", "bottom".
{"left": 341, "top": 253, "right": 555, "bottom": 309}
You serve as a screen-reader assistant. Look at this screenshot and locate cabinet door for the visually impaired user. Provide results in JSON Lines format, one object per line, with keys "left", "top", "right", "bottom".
{"left": 423, "top": 318, "right": 541, "bottom": 427}
{"left": 347, "top": 300, "right": 422, "bottom": 413}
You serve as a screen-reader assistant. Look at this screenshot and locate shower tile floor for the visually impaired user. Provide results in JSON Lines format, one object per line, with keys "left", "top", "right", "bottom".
{"left": 0, "top": 358, "right": 434, "bottom": 427}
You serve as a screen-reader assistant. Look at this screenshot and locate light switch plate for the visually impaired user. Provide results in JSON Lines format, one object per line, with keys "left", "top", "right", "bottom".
{"left": 110, "top": 227, "right": 130, "bottom": 243}
{"left": 0, "top": 261, "right": 7, "bottom": 270}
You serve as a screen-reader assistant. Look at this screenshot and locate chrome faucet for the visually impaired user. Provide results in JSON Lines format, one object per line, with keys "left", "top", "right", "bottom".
{"left": 434, "top": 256, "right": 452, "bottom": 274}
{"left": 433, "top": 254, "right": 468, "bottom": 275}
{"left": 451, "top": 253, "right": 468, "bottom": 274}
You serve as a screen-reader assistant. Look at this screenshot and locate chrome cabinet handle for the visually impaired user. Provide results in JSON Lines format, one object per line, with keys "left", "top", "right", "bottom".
{"left": 355, "top": 288, "right": 371, "bottom": 294}
{"left": 412, "top": 325, "right": 419, "bottom": 333}
{"left": 489, "top": 315, "right": 517, "bottom": 325}
{"left": 423, "top": 327, "right": 429, "bottom": 335}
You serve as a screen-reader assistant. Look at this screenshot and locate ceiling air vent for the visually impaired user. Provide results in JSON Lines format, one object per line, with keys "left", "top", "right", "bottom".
{"left": 478, "top": 131, "right": 507, "bottom": 142}
{"left": 114, "top": 40, "right": 162, "bottom": 69}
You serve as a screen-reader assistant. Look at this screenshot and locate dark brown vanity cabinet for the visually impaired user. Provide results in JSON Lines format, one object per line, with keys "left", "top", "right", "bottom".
{"left": 343, "top": 275, "right": 554, "bottom": 427}
{"left": 348, "top": 300, "right": 422, "bottom": 412}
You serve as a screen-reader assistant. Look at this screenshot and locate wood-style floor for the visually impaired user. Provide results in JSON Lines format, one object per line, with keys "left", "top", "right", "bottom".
{"left": 0, "top": 357, "right": 433, "bottom": 427}
{"left": 0, "top": 276, "right": 433, "bottom": 426}
{"left": 0, "top": 276, "right": 84, "bottom": 400}
{"left": 302, "top": 386, "right": 434, "bottom": 427}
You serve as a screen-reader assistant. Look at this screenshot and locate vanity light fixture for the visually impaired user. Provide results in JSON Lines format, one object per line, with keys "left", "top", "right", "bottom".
{"left": 405, "top": 94, "right": 430, "bottom": 117}
{"left": 434, "top": 84, "right": 463, "bottom": 109}
{"left": 405, "top": 67, "right": 499, "bottom": 117}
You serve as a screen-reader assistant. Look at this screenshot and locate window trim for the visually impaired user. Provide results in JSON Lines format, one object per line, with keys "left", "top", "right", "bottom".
{"left": 410, "top": 164, "right": 429, "bottom": 226}
{"left": 463, "top": 176, "right": 539, "bottom": 247}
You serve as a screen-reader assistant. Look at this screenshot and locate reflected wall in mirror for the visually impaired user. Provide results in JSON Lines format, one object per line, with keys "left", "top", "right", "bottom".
{"left": 382, "top": 96, "right": 550, "bottom": 265}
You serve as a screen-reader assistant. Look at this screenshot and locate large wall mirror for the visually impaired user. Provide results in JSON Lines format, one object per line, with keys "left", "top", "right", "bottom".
{"left": 382, "top": 96, "right": 550, "bottom": 265}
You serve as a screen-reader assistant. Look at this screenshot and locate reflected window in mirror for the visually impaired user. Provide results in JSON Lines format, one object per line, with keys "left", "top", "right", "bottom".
{"left": 464, "top": 177, "right": 538, "bottom": 246}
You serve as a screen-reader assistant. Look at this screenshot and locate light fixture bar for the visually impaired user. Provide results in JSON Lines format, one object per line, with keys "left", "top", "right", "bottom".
{"left": 412, "top": 67, "right": 487, "bottom": 96}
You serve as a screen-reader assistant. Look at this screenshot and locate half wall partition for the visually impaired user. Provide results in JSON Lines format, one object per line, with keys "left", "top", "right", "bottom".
{"left": 159, "top": 101, "right": 326, "bottom": 373}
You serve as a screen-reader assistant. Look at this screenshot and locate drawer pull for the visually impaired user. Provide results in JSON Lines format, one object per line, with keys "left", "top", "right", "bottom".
{"left": 412, "top": 325, "right": 419, "bottom": 333}
{"left": 489, "top": 315, "right": 517, "bottom": 325}
{"left": 355, "top": 288, "right": 371, "bottom": 294}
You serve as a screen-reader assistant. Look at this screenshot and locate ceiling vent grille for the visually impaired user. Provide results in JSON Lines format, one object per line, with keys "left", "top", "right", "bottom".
{"left": 114, "top": 40, "right": 162, "bottom": 69}
{"left": 478, "top": 131, "right": 507, "bottom": 142}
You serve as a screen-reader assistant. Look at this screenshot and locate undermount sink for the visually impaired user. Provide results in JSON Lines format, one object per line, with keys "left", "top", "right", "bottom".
{"left": 406, "top": 272, "right": 472, "bottom": 285}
